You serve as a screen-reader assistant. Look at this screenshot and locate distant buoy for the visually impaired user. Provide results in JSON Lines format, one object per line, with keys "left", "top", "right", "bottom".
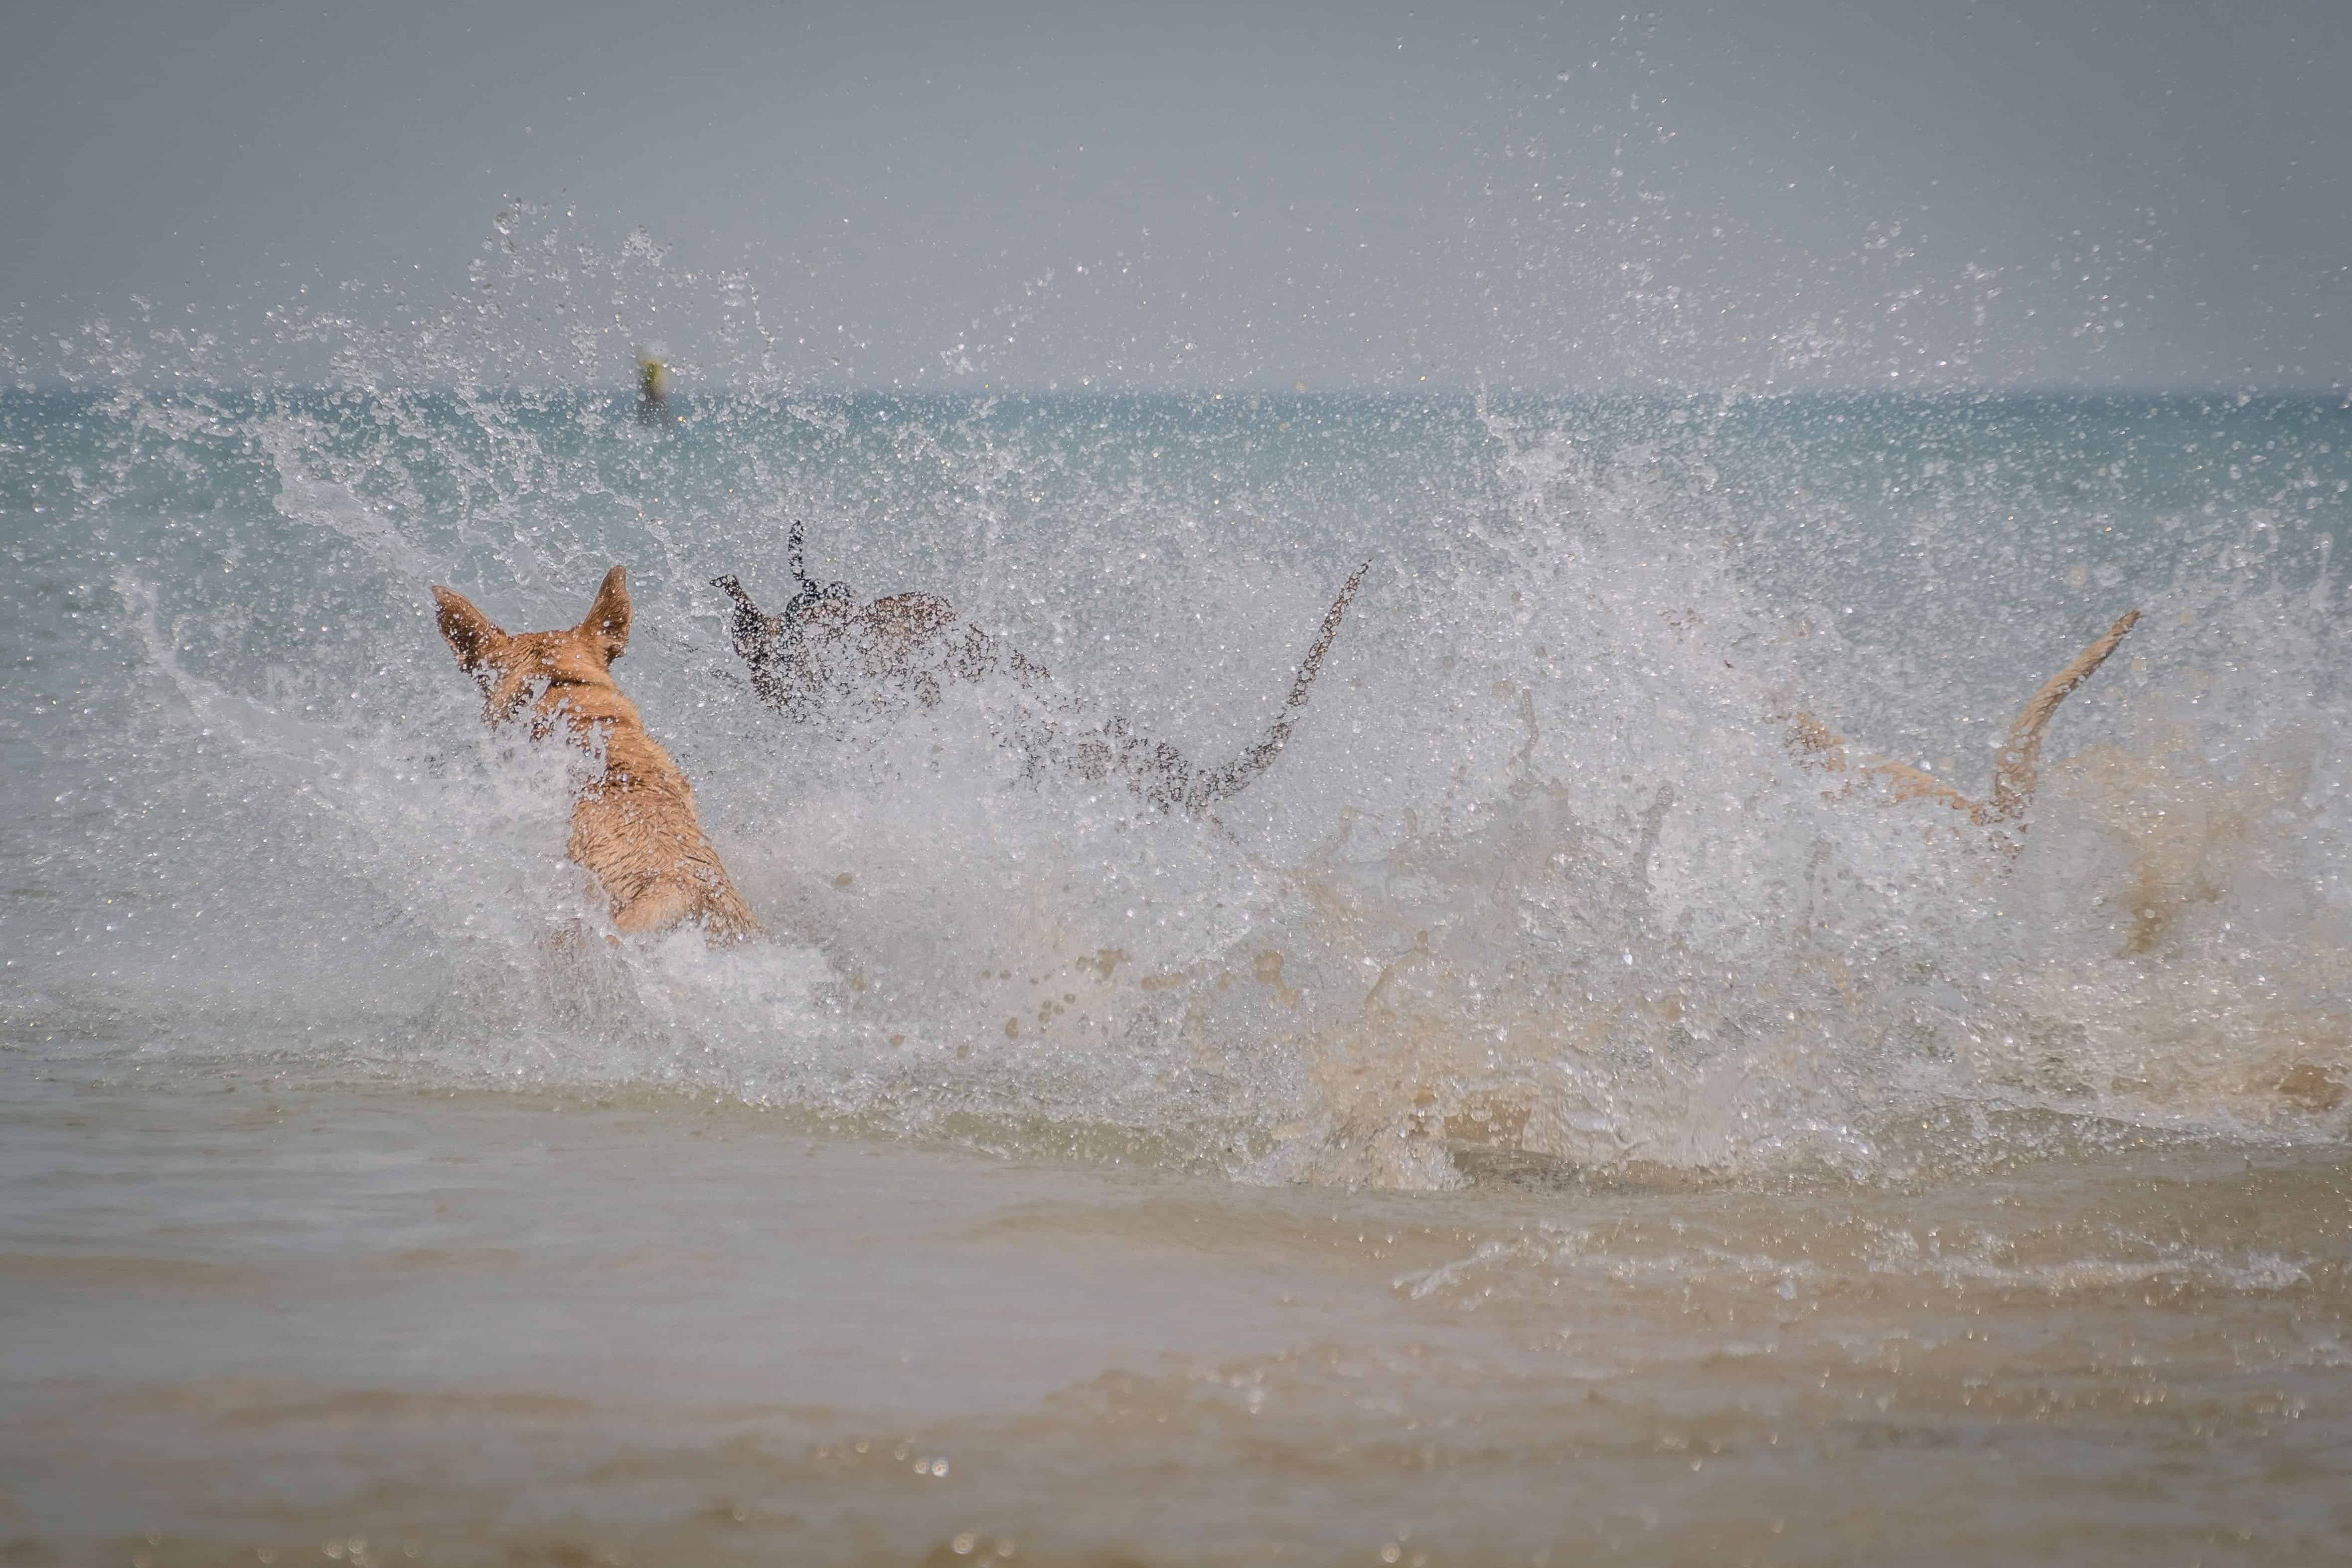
{"left": 636, "top": 347, "right": 672, "bottom": 424}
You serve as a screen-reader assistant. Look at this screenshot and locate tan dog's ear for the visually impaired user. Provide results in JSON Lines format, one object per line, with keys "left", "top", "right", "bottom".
{"left": 578, "top": 565, "right": 632, "bottom": 662}
{"left": 432, "top": 586, "right": 505, "bottom": 671}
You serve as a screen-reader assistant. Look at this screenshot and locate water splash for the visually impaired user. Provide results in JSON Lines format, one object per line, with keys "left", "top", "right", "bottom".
{"left": 6, "top": 258, "right": 2350, "bottom": 1188}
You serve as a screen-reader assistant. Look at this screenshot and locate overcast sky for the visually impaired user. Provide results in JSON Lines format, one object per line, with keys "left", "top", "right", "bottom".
{"left": 4, "top": 0, "right": 2346, "bottom": 389}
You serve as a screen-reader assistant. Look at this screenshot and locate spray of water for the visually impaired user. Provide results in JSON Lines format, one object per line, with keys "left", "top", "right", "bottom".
{"left": 5, "top": 219, "right": 2348, "bottom": 1189}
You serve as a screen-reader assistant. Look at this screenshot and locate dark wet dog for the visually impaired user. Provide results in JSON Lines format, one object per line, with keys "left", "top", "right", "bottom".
{"left": 713, "top": 523, "right": 1039, "bottom": 713}
{"left": 714, "top": 522, "right": 1368, "bottom": 814}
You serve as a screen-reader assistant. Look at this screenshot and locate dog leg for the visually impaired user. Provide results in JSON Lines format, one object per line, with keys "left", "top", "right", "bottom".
{"left": 1774, "top": 608, "right": 2141, "bottom": 829}
{"left": 1989, "top": 609, "right": 2142, "bottom": 821}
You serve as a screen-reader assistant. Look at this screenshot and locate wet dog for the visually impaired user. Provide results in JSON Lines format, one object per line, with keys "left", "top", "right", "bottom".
{"left": 713, "top": 522, "right": 1367, "bottom": 814}
{"left": 712, "top": 521, "right": 1041, "bottom": 712}
{"left": 434, "top": 565, "right": 761, "bottom": 944}
{"left": 1775, "top": 608, "right": 2142, "bottom": 839}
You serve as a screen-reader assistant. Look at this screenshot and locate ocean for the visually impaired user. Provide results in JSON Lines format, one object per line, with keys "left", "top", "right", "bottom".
{"left": 3, "top": 380, "right": 2350, "bottom": 1564}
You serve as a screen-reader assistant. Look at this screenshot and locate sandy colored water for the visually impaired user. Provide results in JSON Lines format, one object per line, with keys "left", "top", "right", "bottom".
{"left": 3, "top": 1060, "right": 2348, "bottom": 1567}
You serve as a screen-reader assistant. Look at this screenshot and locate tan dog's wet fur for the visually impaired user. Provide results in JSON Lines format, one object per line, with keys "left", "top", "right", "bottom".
{"left": 433, "top": 566, "right": 760, "bottom": 945}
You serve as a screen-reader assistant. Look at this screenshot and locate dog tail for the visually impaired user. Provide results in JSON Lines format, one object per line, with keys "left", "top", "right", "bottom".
{"left": 1144, "top": 560, "right": 1371, "bottom": 811}
{"left": 1989, "top": 608, "right": 2141, "bottom": 822}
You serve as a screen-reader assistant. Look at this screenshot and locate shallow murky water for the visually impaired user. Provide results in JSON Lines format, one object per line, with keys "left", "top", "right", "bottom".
{"left": 3, "top": 1061, "right": 2348, "bottom": 1565}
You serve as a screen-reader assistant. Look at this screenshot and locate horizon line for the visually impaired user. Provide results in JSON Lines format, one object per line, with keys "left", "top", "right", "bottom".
{"left": 7, "top": 375, "right": 2350, "bottom": 401}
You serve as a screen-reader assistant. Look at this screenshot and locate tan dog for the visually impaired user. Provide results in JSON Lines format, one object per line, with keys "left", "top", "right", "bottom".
{"left": 1776, "top": 609, "right": 2143, "bottom": 836}
{"left": 433, "top": 566, "right": 761, "bottom": 944}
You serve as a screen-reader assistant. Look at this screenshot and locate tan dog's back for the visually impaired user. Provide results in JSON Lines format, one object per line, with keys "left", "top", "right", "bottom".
{"left": 433, "top": 566, "right": 759, "bottom": 945}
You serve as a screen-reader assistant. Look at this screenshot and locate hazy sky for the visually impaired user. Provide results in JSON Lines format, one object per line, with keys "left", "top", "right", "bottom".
{"left": 4, "top": 0, "right": 2346, "bottom": 389}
